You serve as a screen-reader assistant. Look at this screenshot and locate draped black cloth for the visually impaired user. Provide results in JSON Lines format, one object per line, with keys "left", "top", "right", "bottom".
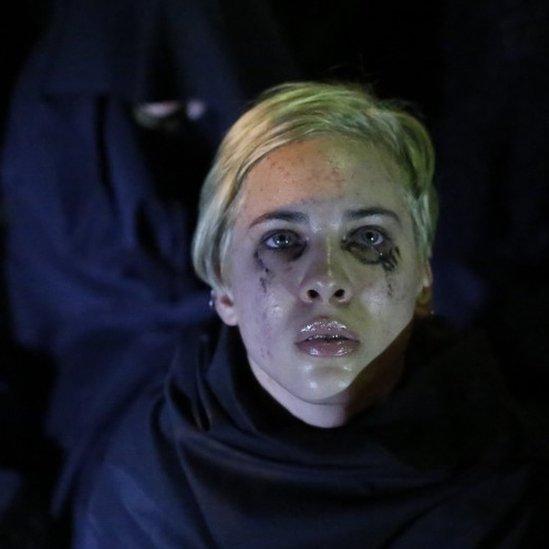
{"left": 73, "top": 319, "right": 548, "bottom": 548}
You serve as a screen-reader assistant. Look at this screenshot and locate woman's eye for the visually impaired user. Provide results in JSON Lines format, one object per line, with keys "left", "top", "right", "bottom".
{"left": 262, "top": 231, "right": 302, "bottom": 250}
{"left": 349, "top": 227, "right": 387, "bottom": 248}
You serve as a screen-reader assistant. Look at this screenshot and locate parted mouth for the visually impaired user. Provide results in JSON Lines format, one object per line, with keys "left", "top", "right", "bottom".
{"left": 296, "top": 318, "right": 360, "bottom": 344}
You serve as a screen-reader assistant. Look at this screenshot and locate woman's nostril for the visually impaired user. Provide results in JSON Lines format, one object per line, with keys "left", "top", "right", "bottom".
{"left": 307, "top": 289, "right": 319, "bottom": 300}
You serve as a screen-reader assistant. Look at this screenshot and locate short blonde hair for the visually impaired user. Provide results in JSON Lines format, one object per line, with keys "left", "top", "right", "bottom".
{"left": 192, "top": 81, "right": 437, "bottom": 291}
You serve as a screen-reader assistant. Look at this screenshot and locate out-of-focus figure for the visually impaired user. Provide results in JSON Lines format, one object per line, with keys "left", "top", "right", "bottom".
{"left": 0, "top": 0, "right": 296, "bottom": 543}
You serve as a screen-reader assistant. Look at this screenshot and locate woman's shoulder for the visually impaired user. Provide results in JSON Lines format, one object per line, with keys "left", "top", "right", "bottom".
{"left": 72, "top": 392, "right": 207, "bottom": 547}
{"left": 71, "top": 320, "right": 221, "bottom": 548}
{"left": 79, "top": 318, "right": 221, "bottom": 475}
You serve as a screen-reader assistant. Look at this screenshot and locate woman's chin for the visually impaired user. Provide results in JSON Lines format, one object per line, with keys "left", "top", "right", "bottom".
{"left": 289, "top": 368, "right": 364, "bottom": 405}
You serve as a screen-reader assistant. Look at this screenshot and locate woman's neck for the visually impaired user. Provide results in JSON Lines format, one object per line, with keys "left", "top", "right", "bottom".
{"left": 248, "top": 352, "right": 406, "bottom": 429}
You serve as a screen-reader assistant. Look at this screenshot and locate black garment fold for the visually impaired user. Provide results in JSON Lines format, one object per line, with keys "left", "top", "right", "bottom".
{"left": 75, "top": 319, "right": 548, "bottom": 548}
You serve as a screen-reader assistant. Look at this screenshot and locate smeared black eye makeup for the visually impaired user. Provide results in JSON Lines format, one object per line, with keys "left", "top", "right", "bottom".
{"left": 342, "top": 226, "right": 400, "bottom": 272}
{"left": 255, "top": 225, "right": 400, "bottom": 276}
{"left": 259, "top": 230, "right": 306, "bottom": 260}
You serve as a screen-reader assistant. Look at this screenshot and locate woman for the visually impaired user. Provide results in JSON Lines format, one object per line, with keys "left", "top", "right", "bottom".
{"left": 74, "top": 83, "right": 545, "bottom": 547}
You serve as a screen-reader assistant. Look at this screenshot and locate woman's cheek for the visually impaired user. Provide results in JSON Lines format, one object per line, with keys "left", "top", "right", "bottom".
{"left": 356, "top": 271, "right": 412, "bottom": 318}
{"left": 253, "top": 254, "right": 301, "bottom": 301}
{"left": 249, "top": 292, "right": 288, "bottom": 363}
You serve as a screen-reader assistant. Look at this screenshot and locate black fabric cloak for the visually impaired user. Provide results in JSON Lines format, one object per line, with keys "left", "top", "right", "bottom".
{"left": 72, "top": 319, "right": 548, "bottom": 548}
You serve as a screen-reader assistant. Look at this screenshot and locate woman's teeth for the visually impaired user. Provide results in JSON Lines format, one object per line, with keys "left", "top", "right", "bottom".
{"left": 307, "top": 335, "right": 348, "bottom": 341}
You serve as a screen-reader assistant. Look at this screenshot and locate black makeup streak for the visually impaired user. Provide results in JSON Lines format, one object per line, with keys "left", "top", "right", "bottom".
{"left": 342, "top": 240, "right": 401, "bottom": 276}
{"left": 254, "top": 249, "right": 267, "bottom": 271}
{"left": 254, "top": 249, "right": 273, "bottom": 293}
{"left": 378, "top": 247, "right": 400, "bottom": 298}
{"left": 385, "top": 272, "right": 394, "bottom": 298}
{"left": 382, "top": 249, "right": 401, "bottom": 298}
{"left": 378, "top": 246, "right": 400, "bottom": 273}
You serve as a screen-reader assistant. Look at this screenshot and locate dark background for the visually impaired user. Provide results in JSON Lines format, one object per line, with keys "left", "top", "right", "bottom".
{"left": 3, "top": 0, "right": 548, "bottom": 325}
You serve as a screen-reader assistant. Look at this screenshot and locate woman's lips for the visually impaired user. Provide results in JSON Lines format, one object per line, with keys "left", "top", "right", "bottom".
{"left": 295, "top": 318, "right": 360, "bottom": 357}
{"left": 296, "top": 337, "right": 360, "bottom": 357}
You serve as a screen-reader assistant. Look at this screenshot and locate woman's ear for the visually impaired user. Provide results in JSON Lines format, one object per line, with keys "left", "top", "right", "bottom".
{"left": 415, "top": 262, "right": 434, "bottom": 318}
{"left": 420, "top": 262, "right": 433, "bottom": 290}
{"left": 213, "top": 288, "right": 239, "bottom": 326}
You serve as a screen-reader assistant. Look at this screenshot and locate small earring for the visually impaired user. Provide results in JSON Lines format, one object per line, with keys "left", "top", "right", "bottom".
{"left": 208, "top": 290, "right": 215, "bottom": 309}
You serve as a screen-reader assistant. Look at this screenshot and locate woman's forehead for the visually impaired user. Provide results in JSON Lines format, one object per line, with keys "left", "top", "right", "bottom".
{"left": 238, "top": 137, "right": 408, "bottom": 225}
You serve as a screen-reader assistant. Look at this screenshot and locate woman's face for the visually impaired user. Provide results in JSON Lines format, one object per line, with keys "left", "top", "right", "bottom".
{"left": 215, "top": 137, "right": 431, "bottom": 416}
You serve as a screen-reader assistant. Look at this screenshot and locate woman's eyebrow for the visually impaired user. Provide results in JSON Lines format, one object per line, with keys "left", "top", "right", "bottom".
{"left": 248, "top": 210, "right": 308, "bottom": 228}
{"left": 344, "top": 207, "right": 402, "bottom": 227}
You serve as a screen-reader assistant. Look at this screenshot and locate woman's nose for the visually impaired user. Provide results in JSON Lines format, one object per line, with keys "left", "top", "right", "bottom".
{"left": 299, "top": 277, "right": 353, "bottom": 305}
{"left": 298, "top": 251, "right": 353, "bottom": 305}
